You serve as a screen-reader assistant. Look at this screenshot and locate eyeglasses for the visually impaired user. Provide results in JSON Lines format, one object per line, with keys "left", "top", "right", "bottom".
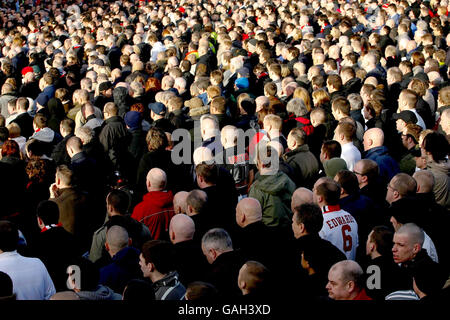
{"left": 387, "top": 184, "right": 397, "bottom": 192}
{"left": 353, "top": 170, "right": 365, "bottom": 176}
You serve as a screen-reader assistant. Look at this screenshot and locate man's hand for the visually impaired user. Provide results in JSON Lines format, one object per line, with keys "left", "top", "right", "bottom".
{"left": 49, "top": 183, "right": 59, "bottom": 198}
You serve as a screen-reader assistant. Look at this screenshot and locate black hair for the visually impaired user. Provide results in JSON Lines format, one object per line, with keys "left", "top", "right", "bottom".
{"left": 122, "top": 279, "right": 155, "bottom": 301}
{"left": 293, "top": 203, "right": 323, "bottom": 234}
{"left": 0, "top": 220, "right": 18, "bottom": 252}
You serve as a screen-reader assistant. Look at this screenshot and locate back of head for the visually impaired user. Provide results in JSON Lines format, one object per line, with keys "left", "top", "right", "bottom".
{"left": 0, "top": 220, "right": 18, "bottom": 252}
{"left": 186, "top": 281, "right": 219, "bottom": 301}
{"left": 195, "top": 163, "right": 218, "bottom": 185}
{"left": 169, "top": 214, "right": 195, "bottom": 242}
{"left": 201, "top": 228, "right": 233, "bottom": 253}
{"left": 335, "top": 170, "right": 359, "bottom": 195}
{"left": 422, "top": 131, "right": 449, "bottom": 162}
{"left": 141, "top": 240, "right": 174, "bottom": 274}
{"left": 186, "top": 189, "right": 208, "bottom": 215}
{"left": 36, "top": 200, "right": 60, "bottom": 225}
{"left": 322, "top": 140, "right": 342, "bottom": 159}
{"left": 107, "top": 189, "right": 130, "bottom": 215}
{"left": 391, "top": 173, "right": 417, "bottom": 198}
{"left": 364, "top": 127, "right": 384, "bottom": 148}
{"left": 315, "top": 179, "right": 342, "bottom": 205}
{"left": 239, "top": 261, "right": 271, "bottom": 294}
{"left": 237, "top": 197, "right": 262, "bottom": 225}
{"left": 122, "top": 279, "right": 155, "bottom": 301}
{"left": 412, "top": 170, "right": 434, "bottom": 194}
{"left": 146, "top": 167, "right": 167, "bottom": 191}
{"left": 369, "top": 226, "right": 394, "bottom": 257}
{"left": 293, "top": 203, "right": 323, "bottom": 234}
{"left": 106, "top": 225, "right": 129, "bottom": 253}
{"left": 56, "top": 165, "right": 74, "bottom": 187}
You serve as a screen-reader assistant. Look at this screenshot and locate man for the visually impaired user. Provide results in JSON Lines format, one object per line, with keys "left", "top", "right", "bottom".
{"left": 0, "top": 221, "right": 55, "bottom": 300}
{"left": 139, "top": 240, "right": 186, "bottom": 300}
{"left": 397, "top": 89, "right": 426, "bottom": 129}
{"left": 235, "top": 197, "right": 295, "bottom": 274}
{"left": 292, "top": 203, "right": 346, "bottom": 297}
{"left": 49, "top": 165, "right": 92, "bottom": 252}
{"left": 421, "top": 132, "right": 450, "bottom": 210}
{"left": 363, "top": 128, "right": 400, "bottom": 184}
{"left": 248, "top": 144, "right": 296, "bottom": 229}
{"left": 148, "top": 102, "right": 175, "bottom": 133}
{"left": 284, "top": 127, "right": 319, "bottom": 189}
{"left": 186, "top": 189, "right": 211, "bottom": 244}
{"left": 99, "top": 102, "right": 130, "bottom": 176}
{"left": 365, "top": 226, "right": 410, "bottom": 300}
{"left": 200, "top": 114, "right": 222, "bottom": 156}
{"left": 263, "top": 114, "right": 287, "bottom": 150}
{"left": 196, "top": 163, "right": 238, "bottom": 234}
{"left": 413, "top": 170, "right": 450, "bottom": 271}
{"left": 11, "top": 97, "right": 33, "bottom": 139}
{"left": 353, "top": 159, "right": 387, "bottom": 207}
{"left": 89, "top": 189, "right": 150, "bottom": 265}
{"left": 51, "top": 118, "right": 75, "bottom": 166}
{"left": 169, "top": 214, "right": 207, "bottom": 285}
{"left": 291, "top": 187, "right": 314, "bottom": 211}
{"left": 326, "top": 260, "right": 372, "bottom": 300}
{"left": 201, "top": 228, "right": 245, "bottom": 298}
{"left": 334, "top": 122, "right": 361, "bottom": 171}
{"left": 398, "top": 124, "right": 422, "bottom": 175}
{"left": 99, "top": 226, "right": 141, "bottom": 294}
{"left": 32, "top": 200, "right": 82, "bottom": 291}
{"left": 386, "top": 173, "right": 439, "bottom": 263}
{"left": 313, "top": 178, "right": 359, "bottom": 260}
{"left": 132, "top": 168, "right": 174, "bottom": 241}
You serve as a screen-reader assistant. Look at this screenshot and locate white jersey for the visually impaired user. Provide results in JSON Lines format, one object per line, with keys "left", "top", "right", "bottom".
{"left": 319, "top": 205, "right": 359, "bottom": 260}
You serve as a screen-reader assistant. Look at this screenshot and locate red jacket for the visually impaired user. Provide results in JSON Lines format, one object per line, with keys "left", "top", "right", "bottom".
{"left": 132, "top": 191, "right": 174, "bottom": 240}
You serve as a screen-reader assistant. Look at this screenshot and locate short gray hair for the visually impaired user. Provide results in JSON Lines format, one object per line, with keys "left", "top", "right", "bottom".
{"left": 201, "top": 228, "right": 233, "bottom": 252}
{"left": 286, "top": 98, "right": 308, "bottom": 117}
{"left": 396, "top": 223, "right": 425, "bottom": 247}
{"left": 347, "top": 93, "right": 363, "bottom": 110}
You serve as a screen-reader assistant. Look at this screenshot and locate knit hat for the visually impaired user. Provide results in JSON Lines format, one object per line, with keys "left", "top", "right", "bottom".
{"left": 392, "top": 110, "right": 418, "bottom": 124}
{"left": 124, "top": 111, "right": 142, "bottom": 130}
{"left": 323, "top": 158, "right": 348, "bottom": 178}
{"left": 21, "top": 66, "right": 34, "bottom": 76}
{"left": 235, "top": 77, "right": 249, "bottom": 90}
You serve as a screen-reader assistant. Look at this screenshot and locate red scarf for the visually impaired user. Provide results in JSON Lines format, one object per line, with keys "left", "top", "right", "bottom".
{"left": 41, "top": 223, "right": 63, "bottom": 233}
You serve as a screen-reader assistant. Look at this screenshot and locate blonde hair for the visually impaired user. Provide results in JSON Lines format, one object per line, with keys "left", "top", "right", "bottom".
{"left": 293, "top": 87, "right": 312, "bottom": 111}
{"left": 263, "top": 114, "right": 283, "bottom": 130}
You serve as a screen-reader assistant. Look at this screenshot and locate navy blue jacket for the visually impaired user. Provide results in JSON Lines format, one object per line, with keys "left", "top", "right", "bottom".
{"left": 363, "top": 146, "right": 399, "bottom": 184}
{"left": 99, "top": 246, "right": 142, "bottom": 294}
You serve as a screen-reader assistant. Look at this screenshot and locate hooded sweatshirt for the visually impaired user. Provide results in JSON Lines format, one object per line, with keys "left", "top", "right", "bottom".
{"left": 248, "top": 171, "right": 296, "bottom": 228}
{"left": 152, "top": 271, "right": 186, "bottom": 300}
{"left": 131, "top": 190, "right": 174, "bottom": 240}
{"left": 31, "top": 127, "right": 55, "bottom": 143}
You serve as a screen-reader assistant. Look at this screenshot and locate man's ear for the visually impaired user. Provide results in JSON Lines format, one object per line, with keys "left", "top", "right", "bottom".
{"left": 105, "top": 242, "right": 110, "bottom": 252}
{"left": 239, "top": 280, "right": 247, "bottom": 290}
{"left": 299, "top": 223, "right": 306, "bottom": 234}
{"left": 170, "top": 230, "right": 176, "bottom": 242}
{"left": 347, "top": 280, "right": 356, "bottom": 293}
{"left": 128, "top": 238, "right": 132, "bottom": 247}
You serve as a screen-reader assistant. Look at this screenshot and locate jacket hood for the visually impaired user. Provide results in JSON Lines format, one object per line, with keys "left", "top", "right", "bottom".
{"left": 364, "top": 145, "right": 388, "bottom": 157}
{"left": 255, "top": 171, "right": 292, "bottom": 195}
{"left": 189, "top": 105, "right": 210, "bottom": 117}
{"left": 76, "top": 285, "right": 122, "bottom": 300}
{"left": 143, "top": 190, "right": 174, "bottom": 209}
{"left": 427, "top": 160, "right": 450, "bottom": 175}
{"left": 152, "top": 271, "right": 180, "bottom": 290}
{"left": 31, "top": 127, "right": 55, "bottom": 143}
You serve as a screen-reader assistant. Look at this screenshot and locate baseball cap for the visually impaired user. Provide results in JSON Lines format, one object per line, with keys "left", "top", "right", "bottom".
{"left": 93, "top": 58, "right": 105, "bottom": 66}
{"left": 148, "top": 102, "right": 166, "bottom": 115}
{"left": 323, "top": 158, "right": 348, "bottom": 179}
{"left": 248, "top": 38, "right": 257, "bottom": 47}
{"left": 237, "top": 67, "right": 250, "bottom": 78}
{"left": 124, "top": 111, "right": 142, "bottom": 130}
{"left": 98, "top": 81, "right": 112, "bottom": 92}
{"left": 392, "top": 110, "right": 418, "bottom": 124}
{"left": 21, "top": 66, "right": 34, "bottom": 76}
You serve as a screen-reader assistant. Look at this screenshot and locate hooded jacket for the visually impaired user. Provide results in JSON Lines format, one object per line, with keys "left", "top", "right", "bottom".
{"left": 427, "top": 160, "right": 450, "bottom": 210}
{"left": 76, "top": 285, "right": 122, "bottom": 300}
{"left": 152, "top": 271, "right": 186, "bottom": 300}
{"left": 363, "top": 146, "right": 400, "bottom": 184}
{"left": 131, "top": 190, "right": 174, "bottom": 240}
{"left": 248, "top": 171, "right": 296, "bottom": 228}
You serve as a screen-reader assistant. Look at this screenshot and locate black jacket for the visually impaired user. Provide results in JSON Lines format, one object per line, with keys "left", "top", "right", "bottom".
{"left": 12, "top": 112, "right": 34, "bottom": 139}
{"left": 283, "top": 144, "right": 320, "bottom": 189}
{"left": 172, "top": 240, "right": 208, "bottom": 286}
{"left": 51, "top": 134, "right": 73, "bottom": 166}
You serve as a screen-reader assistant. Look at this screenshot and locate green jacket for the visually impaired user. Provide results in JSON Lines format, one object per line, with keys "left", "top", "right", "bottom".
{"left": 248, "top": 171, "right": 296, "bottom": 228}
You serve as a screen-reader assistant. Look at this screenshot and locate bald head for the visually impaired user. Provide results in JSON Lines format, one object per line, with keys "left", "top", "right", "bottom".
{"left": 413, "top": 170, "right": 435, "bottom": 194}
{"left": 363, "top": 128, "right": 384, "bottom": 151}
{"left": 255, "top": 96, "right": 269, "bottom": 112}
{"left": 221, "top": 125, "right": 238, "bottom": 148}
{"left": 193, "top": 146, "right": 214, "bottom": 165}
{"left": 291, "top": 187, "right": 314, "bottom": 212}
{"left": 329, "top": 260, "right": 364, "bottom": 288}
{"left": 173, "top": 191, "right": 189, "bottom": 214}
{"left": 236, "top": 197, "right": 262, "bottom": 227}
{"left": 169, "top": 214, "right": 195, "bottom": 244}
{"left": 106, "top": 225, "right": 129, "bottom": 256}
{"left": 146, "top": 168, "right": 167, "bottom": 191}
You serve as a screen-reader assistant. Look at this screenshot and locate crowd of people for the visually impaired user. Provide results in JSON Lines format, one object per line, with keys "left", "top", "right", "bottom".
{"left": 0, "top": 0, "right": 449, "bottom": 302}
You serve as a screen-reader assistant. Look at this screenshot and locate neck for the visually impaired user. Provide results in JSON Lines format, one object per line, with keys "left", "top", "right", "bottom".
{"left": 370, "top": 251, "right": 382, "bottom": 259}
{"left": 149, "top": 270, "right": 167, "bottom": 283}
{"left": 148, "top": 187, "right": 164, "bottom": 192}
{"left": 359, "top": 181, "right": 368, "bottom": 189}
